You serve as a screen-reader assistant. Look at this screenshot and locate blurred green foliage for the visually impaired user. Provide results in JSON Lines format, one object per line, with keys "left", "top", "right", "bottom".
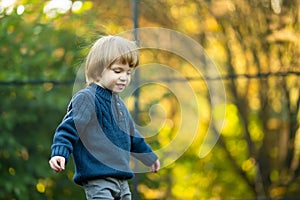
{"left": 0, "top": 4, "right": 86, "bottom": 199}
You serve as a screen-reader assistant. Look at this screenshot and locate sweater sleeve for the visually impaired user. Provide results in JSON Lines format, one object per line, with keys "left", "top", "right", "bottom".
{"left": 51, "top": 90, "right": 94, "bottom": 163}
{"left": 125, "top": 108, "right": 158, "bottom": 166}
{"left": 130, "top": 129, "right": 158, "bottom": 166}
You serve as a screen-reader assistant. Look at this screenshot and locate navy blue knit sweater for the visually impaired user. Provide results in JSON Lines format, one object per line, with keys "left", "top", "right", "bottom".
{"left": 51, "top": 83, "right": 158, "bottom": 185}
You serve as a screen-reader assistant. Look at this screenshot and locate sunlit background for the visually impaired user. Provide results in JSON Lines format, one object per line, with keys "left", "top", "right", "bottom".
{"left": 0, "top": 0, "right": 299, "bottom": 199}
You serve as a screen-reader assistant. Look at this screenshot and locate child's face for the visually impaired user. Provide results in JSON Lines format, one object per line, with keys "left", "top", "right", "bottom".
{"left": 98, "top": 61, "right": 134, "bottom": 93}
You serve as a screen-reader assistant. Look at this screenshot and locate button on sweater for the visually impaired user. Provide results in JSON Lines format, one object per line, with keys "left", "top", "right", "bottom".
{"left": 51, "top": 83, "right": 158, "bottom": 185}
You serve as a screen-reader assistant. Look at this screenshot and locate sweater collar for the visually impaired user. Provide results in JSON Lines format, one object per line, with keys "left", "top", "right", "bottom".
{"left": 88, "top": 83, "right": 113, "bottom": 101}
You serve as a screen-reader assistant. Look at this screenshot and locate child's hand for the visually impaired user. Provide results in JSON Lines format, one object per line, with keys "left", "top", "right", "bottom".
{"left": 150, "top": 159, "right": 160, "bottom": 173}
{"left": 49, "top": 156, "right": 65, "bottom": 172}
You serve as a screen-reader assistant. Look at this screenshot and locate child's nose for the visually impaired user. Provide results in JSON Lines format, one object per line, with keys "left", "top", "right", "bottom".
{"left": 119, "top": 74, "right": 127, "bottom": 81}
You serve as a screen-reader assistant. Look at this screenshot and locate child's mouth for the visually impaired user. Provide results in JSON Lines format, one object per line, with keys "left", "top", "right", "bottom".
{"left": 116, "top": 83, "right": 126, "bottom": 90}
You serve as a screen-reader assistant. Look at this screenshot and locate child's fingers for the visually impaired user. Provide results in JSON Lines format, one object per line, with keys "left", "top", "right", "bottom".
{"left": 49, "top": 156, "right": 65, "bottom": 172}
{"left": 59, "top": 157, "right": 65, "bottom": 170}
{"left": 49, "top": 160, "right": 61, "bottom": 172}
{"left": 49, "top": 159, "right": 59, "bottom": 172}
{"left": 150, "top": 159, "right": 160, "bottom": 173}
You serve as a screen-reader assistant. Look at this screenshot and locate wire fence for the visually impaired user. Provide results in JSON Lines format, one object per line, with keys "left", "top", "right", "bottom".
{"left": 0, "top": 71, "right": 299, "bottom": 86}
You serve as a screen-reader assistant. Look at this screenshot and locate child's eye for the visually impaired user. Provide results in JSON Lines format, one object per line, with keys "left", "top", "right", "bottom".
{"left": 113, "top": 69, "right": 121, "bottom": 73}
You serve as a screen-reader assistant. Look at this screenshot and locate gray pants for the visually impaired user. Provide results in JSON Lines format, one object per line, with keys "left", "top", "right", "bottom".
{"left": 83, "top": 177, "right": 131, "bottom": 200}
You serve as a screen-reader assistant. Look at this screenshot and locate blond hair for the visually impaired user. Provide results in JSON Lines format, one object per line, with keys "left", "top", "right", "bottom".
{"left": 85, "top": 36, "right": 139, "bottom": 84}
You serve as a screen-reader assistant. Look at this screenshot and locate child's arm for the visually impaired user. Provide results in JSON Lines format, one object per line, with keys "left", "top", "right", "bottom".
{"left": 119, "top": 98, "right": 160, "bottom": 169}
{"left": 50, "top": 90, "right": 94, "bottom": 168}
{"left": 128, "top": 119, "right": 160, "bottom": 168}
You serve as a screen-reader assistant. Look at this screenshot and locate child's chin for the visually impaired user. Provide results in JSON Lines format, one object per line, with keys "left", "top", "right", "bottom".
{"left": 114, "top": 86, "right": 126, "bottom": 93}
{"left": 112, "top": 89, "right": 123, "bottom": 93}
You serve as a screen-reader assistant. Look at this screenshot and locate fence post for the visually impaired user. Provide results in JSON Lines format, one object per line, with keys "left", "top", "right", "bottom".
{"left": 132, "top": 0, "right": 140, "bottom": 199}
